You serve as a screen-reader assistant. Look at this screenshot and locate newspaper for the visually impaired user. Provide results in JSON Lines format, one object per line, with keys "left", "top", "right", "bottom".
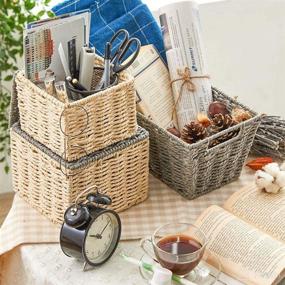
{"left": 127, "top": 44, "right": 177, "bottom": 129}
{"left": 159, "top": 1, "right": 212, "bottom": 130}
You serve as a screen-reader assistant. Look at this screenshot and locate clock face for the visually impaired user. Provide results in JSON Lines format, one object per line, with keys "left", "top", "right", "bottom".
{"left": 84, "top": 211, "right": 120, "bottom": 265}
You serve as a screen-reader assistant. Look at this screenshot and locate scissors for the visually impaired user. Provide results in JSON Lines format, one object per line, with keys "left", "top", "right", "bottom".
{"left": 95, "top": 29, "right": 141, "bottom": 92}
{"left": 109, "top": 29, "right": 141, "bottom": 74}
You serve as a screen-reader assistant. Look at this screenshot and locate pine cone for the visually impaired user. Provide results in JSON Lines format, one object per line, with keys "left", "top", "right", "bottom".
{"left": 209, "top": 114, "right": 238, "bottom": 146}
{"left": 210, "top": 114, "right": 237, "bottom": 133}
{"left": 181, "top": 121, "right": 207, "bottom": 144}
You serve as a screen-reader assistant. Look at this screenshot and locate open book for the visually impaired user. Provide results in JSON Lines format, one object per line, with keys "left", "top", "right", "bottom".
{"left": 194, "top": 184, "right": 285, "bottom": 285}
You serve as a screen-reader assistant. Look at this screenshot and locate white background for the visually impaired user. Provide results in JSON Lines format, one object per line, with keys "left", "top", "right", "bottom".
{"left": 1, "top": 0, "right": 285, "bottom": 193}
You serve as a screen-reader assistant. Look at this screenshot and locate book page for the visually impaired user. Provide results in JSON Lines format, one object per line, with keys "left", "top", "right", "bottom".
{"left": 127, "top": 45, "right": 177, "bottom": 129}
{"left": 224, "top": 184, "right": 285, "bottom": 243}
{"left": 195, "top": 205, "right": 285, "bottom": 285}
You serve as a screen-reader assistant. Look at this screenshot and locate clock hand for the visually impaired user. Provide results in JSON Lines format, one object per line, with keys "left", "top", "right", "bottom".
{"left": 99, "top": 220, "right": 111, "bottom": 236}
{"left": 89, "top": 234, "right": 100, "bottom": 237}
{"left": 90, "top": 220, "right": 110, "bottom": 239}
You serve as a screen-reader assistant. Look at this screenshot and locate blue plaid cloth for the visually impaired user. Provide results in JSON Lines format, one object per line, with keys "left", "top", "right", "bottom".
{"left": 52, "top": 0, "right": 166, "bottom": 62}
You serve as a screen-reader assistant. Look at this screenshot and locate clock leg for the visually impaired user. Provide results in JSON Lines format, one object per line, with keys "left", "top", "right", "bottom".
{"left": 83, "top": 262, "right": 95, "bottom": 272}
{"left": 83, "top": 262, "right": 89, "bottom": 272}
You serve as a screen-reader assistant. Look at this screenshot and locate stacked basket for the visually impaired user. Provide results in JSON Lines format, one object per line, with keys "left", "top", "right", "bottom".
{"left": 10, "top": 55, "right": 149, "bottom": 224}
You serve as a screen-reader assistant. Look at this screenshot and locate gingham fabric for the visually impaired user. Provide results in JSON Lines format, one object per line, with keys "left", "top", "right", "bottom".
{"left": 52, "top": 0, "right": 166, "bottom": 62}
{"left": 0, "top": 168, "right": 253, "bottom": 256}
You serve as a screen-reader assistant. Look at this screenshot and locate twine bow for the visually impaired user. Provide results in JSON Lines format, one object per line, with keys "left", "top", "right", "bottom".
{"left": 170, "top": 67, "right": 210, "bottom": 121}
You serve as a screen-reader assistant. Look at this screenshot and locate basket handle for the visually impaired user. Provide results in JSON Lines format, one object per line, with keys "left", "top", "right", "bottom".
{"left": 206, "top": 122, "right": 245, "bottom": 151}
{"left": 75, "top": 185, "right": 100, "bottom": 205}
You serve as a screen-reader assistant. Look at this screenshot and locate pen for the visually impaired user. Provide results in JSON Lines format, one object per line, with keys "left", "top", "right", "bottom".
{"left": 66, "top": 76, "right": 86, "bottom": 91}
{"left": 104, "top": 42, "right": 111, "bottom": 88}
{"left": 65, "top": 76, "right": 79, "bottom": 101}
{"left": 95, "top": 42, "right": 111, "bottom": 91}
{"left": 71, "top": 78, "right": 87, "bottom": 91}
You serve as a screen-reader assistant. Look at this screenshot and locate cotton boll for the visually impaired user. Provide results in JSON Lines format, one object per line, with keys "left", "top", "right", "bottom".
{"left": 276, "top": 171, "right": 285, "bottom": 188}
{"left": 280, "top": 162, "right": 285, "bottom": 171}
{"left": 265, "top": 183, "right": 281, "bottom": 194}
{"left": 263, "top": 163, "right": 280, "bottom": 177}
{"left": 255, "top": 170, "right": 274, "bottom": 189}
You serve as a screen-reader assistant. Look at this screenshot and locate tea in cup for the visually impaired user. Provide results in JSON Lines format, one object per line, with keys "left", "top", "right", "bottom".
{"left": 140, "top": 223, "right": 207, "bottom": 276}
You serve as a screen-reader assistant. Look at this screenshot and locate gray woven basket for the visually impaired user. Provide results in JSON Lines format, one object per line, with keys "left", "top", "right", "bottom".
{"left": 137, "top": 87, "right": 262, "bottom": 200}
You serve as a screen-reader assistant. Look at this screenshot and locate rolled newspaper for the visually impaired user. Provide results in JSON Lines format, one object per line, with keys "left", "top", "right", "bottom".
{"left": 159, "top": 1, "right": 212, "bottom": 131}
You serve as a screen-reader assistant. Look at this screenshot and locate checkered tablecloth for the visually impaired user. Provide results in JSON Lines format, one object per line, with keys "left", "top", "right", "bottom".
{"left": 0, "top": 167, "right": 254, "bottom": 256}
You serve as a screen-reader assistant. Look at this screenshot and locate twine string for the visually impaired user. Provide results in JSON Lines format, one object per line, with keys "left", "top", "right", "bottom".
{"left": 170, "top": 67, "right": 210, "bottom": 121}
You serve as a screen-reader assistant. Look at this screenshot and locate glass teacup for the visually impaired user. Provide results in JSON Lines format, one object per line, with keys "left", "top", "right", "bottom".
{"left": 140, "top": 222, "right": 208, "bottom": 276}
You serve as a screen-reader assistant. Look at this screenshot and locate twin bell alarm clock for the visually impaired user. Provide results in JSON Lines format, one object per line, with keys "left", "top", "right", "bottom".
{"left": 60, "top": 186, "right": 121, "bottom": 271}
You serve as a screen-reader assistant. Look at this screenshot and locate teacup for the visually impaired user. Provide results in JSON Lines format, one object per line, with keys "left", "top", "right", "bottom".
{"left": 140, "top": 222, "right": 207, "bottom": 276}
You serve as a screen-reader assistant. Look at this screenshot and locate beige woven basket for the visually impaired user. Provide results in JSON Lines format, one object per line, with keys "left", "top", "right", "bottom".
{"left": 11, "top": 123, "right": 149, "bottom": 224}
{"left": 14, "top": 55, "right": 137, "bottom": 162}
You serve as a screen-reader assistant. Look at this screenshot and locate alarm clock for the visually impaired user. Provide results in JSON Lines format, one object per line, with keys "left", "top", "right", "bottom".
{"left": 60, "top": 186, "right": 121, "bottom": 271}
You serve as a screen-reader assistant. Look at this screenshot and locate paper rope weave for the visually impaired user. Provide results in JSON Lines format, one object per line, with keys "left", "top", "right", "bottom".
{"left": 10, "top": 123, "right": 149, "bottom": 224}
{"left": 138, "top": 87, "right": 261, "bottom": 200}
{"left": 12, "top": 56, "right": 137, "bottom": 162}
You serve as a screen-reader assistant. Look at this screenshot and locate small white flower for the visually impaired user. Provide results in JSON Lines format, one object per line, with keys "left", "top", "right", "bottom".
{"left": 265, "top": 183, "right": 281, "bottom": 194}
{"left": 255, "top": 170, "right": 274, "bottom": 189}
{"left": 276, "top": 171, "right": 285, "bottom": 188}
{"left": 263, "top": 163, "right": 280, "bottom": 177}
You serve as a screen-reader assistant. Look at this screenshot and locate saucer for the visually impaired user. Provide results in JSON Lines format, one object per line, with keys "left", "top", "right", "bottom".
{"left": 139, "top": 251, "right": 222, "bottom": 285}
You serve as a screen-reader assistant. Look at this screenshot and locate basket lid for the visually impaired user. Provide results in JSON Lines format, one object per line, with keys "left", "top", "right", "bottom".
{"left": 11, "top": 122, "right": 148, "bottom": 170}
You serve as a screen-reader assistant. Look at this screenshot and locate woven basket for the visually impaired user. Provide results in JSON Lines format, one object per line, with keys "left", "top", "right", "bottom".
{"left": 11, "top": 123, "right": 149, "bottom": 224}
{"left": 13, "top": 55, "right": 137, "bottom": 162}
{"left": 138, "top": 87, "right": 262, "bottom": 199}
